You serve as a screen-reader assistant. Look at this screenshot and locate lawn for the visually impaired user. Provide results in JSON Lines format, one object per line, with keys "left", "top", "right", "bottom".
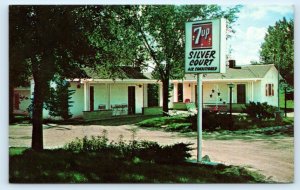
{"left": 9, "top": 147, "right": 266, "bottom": 183}
{"left": 137, "top": 114, "right": 294, "bottom": 135}
{"left": 280, "top": 90, "right": 294, "bottom": 110}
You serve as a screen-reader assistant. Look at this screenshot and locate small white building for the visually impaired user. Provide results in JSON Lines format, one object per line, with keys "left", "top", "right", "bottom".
{"left": 13, "top": 64, "right": 279, "bottom": 119}
{"left": 168, "top": 64, "right": 279, "bottom": 111}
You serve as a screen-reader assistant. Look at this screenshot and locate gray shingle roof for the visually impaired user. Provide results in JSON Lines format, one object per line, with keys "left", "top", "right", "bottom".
{"left": 84, "top": 64, "right": 275, "bottom": 81}
{"left": 184, "top": 64, "right": 275, "bottom": 80}
{"left": 85, "top": 66, "right": 149, "bottom": 79}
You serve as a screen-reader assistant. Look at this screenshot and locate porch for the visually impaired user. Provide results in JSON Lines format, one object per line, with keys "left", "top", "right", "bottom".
{"left": 70, "top": 79, "right": 161, "bottom": 121}
{"left": 166, "top": 79, "right": 259, "bottom": 112}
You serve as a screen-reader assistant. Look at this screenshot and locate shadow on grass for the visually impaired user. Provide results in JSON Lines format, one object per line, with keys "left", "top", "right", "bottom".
{"left": 9, "top": 147, "right": 266, "bottom": 183}
{"left": 41, "top": 115, "right": 161, "bottom": 127}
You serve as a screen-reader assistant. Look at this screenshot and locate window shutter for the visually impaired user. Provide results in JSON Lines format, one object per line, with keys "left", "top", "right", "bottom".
{"left": 265, "top": 84, "right": 268, "bottom": 96}
{"left": 272, "top": 84, "right": 274, "bottom": 96}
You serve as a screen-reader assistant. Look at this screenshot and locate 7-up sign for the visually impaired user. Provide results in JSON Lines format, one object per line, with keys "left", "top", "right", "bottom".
{"left": 185, "top": 18, "right": 226, "bottom": 74}
{"left": 192, "top": 23, "right": 212, "bottom": 49}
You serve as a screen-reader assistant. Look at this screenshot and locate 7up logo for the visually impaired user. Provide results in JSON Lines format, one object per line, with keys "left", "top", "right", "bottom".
{"left": 192, "top": 23, "right": 212, "bottom": 49}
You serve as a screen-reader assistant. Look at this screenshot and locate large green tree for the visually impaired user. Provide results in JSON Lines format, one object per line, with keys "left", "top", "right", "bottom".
{"left": 260, "top": 17, "right": 294, "bottom": 87}
{"left": 133, "top": 5, "right": 241, "bottom": 115}
{"left": 79, "top": 5, "right": 241, "bottom": 116}
{"left": 9, "top": 6, "right": 97, "bottom": 150}
{"left": 75, "top": 6, "right": 148, "bottom": 77}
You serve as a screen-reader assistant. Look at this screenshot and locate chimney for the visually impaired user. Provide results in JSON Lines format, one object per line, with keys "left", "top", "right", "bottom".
{"left": 229, "top": 60, "right": 236, "bottom": 68}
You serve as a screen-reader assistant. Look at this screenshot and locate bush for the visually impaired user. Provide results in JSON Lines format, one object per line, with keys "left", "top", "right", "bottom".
{"left": 190, "top": 111, "right": 235, "bottom": 131}
{"left": 166, "top": 123, "right": 192, "bottom": 132}
{"left": 138, "top": 113, "right": 236, "bottom": 132}
{"left": 64, "top": 133, "right": 193, "bottom": 164}
{"left": 243, "top": 102, "right": 276, "bottom": 122}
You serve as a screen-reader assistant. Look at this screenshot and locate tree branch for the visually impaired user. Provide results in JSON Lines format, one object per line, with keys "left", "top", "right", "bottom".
{"left": 135, "top": 10, "right": 165, "bottom": 80}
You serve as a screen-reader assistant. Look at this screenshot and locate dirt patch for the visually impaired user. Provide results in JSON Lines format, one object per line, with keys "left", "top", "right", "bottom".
{"left": 9, "top": 124, "right": 293, "bottom": 183}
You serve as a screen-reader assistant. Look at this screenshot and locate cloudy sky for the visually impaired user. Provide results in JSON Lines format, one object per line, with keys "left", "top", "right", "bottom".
{"left": 227, "top": 4, "right": 294, "bottom": 65}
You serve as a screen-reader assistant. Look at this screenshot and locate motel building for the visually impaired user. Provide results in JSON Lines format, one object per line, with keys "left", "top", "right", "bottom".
{"left": 13, "top": 62, "right": 279, "bottom": 121}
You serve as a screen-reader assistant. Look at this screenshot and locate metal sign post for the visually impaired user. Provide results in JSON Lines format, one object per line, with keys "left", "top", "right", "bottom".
{"left": 197, "top": 73, "right": 203, "bottom": 162}
{"left": 185, "top": 18, "right": 226, "bottom": 163}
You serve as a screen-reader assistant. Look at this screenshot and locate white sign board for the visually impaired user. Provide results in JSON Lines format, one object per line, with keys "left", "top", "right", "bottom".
{"left": 185, "top": 18, "right": 226, "bottom": 74}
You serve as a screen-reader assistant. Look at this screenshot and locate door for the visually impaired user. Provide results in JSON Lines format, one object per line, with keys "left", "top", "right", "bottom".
{"left": 128, "top": 86, "right": 135, "bottom": 115}
{"left": 237, "top": 84, "right": 246, "bottom": 104}
{"left": 90, "top": 86, "right": 94, "bottom": 111}
{"left": 14, "top": 92, "right": 20, "bottom": 110}
{"left": 177, "top": 83, "right": 183, "bottom": 102}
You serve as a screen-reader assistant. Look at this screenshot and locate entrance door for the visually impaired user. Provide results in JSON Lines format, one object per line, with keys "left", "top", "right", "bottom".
{"left": 128, "top": 86, "right": 135, "bottom": 115}
{"left": 14, "top": 92, "right": 20, "bottom": 110}
{"left": 237, "top": 84, "right": 246, "bottom": 104}
{"left": 90, "top": 86, "right": 94, "bottom": 111}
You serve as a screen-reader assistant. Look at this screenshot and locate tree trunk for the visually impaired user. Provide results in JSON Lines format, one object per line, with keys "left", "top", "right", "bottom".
{"left": 162, "top": 79, "right": 169, "bottom": 116}
{"left": 9, "top": 84, "right": 14, "bottom": 124}
{"left": 31, "top": 81, "right": 45, "bottom": 151}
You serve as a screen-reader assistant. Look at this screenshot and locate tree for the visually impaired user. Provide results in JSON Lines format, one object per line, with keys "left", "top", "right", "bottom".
{"left": 9, "top": 6, "right": 97, "bottom": 150}
{"left": 76, "top": 5, "right": 241, "bottom": 115}
{"left": 260, "top": 17, "right": 294, "bottom": 87}
{"left": 44, "top": 77, "right": 75, "bottom": 120}
{"left": 133, "top": 5, "right": 241, "bottom": 115}
{"left": 75, "top": 6, "right": 149, "bottom": 78}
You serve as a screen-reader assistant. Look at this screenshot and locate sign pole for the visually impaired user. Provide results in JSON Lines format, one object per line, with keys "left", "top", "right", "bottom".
{"left": 185, "top": 18, "right": 226, "bottom": 163}
{"left": 197, "top": 73, "right": 203, "bottom": 162}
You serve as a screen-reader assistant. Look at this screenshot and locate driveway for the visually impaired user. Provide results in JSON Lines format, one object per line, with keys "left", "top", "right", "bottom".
{"left": 9, "top": 123, "right": 294, "bottom": 183}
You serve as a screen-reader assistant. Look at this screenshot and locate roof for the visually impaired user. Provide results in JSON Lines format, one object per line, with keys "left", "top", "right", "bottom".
{"left": 83, "top": 64, "right": 275, "bottom": 81}
{"left": 85, "top": 66, "right": 149, "bottom": 79}
{"left": 183, "top": 64, "right": 275, "bottom": 81}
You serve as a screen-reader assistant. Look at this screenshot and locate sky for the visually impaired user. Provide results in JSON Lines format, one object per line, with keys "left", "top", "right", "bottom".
{"left": 226, "top": 4, "right": 294, "bottom": 65}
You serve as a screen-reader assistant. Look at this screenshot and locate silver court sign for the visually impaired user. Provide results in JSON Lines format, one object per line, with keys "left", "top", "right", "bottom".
{"left": 185, "top": 18, "right": 226, "bottom": 73}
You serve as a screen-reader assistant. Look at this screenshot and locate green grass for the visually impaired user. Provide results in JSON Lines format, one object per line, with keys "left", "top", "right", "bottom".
{"left": 137, "top": 115, "right": 294, "bottom": 136}
{"left": 9, "top": 147, "right": 266, "bottom": 183}
{"left": 9, "top": 147, "right": 27, "bottom": 156}
{"left": 136, "top": 116, "right": 188, "bottom": 128}
{"left": 280, "top": 91, "right": 294, "bottom": 110}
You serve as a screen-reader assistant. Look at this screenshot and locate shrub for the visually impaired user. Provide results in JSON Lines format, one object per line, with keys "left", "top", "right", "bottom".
{"left": 166, "top": 123, "right": 192, "bottom": 132}
{"left": 44, "top": 78, "right": 75, "bottom": 120}
{"left": 64, "top": 130, "right": 109, "bottom": 152}
{"left": 243, "top": 102, "right": 276, "bottom": 122}
{"left": 64, "top": 134, "right": 193, "bottom": 164}
{"left": 190, "top": 111, "right": 235, "bottom": 131}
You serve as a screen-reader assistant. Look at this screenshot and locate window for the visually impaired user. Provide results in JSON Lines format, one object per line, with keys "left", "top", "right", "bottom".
{"left": 265, "top": 84, "right": 274, "bottom": 96}
{"left": 177, "top": 83, "right": 183, "bottom": 102}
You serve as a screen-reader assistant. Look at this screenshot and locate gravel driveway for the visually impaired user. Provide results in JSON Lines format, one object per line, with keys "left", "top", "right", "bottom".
{"left": 9, "top": 123, "right": 294, "bottom": 183}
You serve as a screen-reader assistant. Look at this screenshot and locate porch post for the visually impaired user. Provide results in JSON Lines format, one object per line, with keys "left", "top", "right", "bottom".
{"left": 30, "top": 79, "right": 35, "bottom": 100}
{"left": 143, "top": 84, "right": 148, "bottom": 108}
{"left": 107, "top": 83, "right": 111, "bottom": 109}
{"left": 173, "top": 82, "right": 178, "bottom": 102}
{"left": 251, "top": 81, "right": 254, "bottom": 101}
{"left": 84, "top": 82, "right": 90, "bottom": 111}
{"left": 159, "top": 83, "right": 163, "bottom": 107}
